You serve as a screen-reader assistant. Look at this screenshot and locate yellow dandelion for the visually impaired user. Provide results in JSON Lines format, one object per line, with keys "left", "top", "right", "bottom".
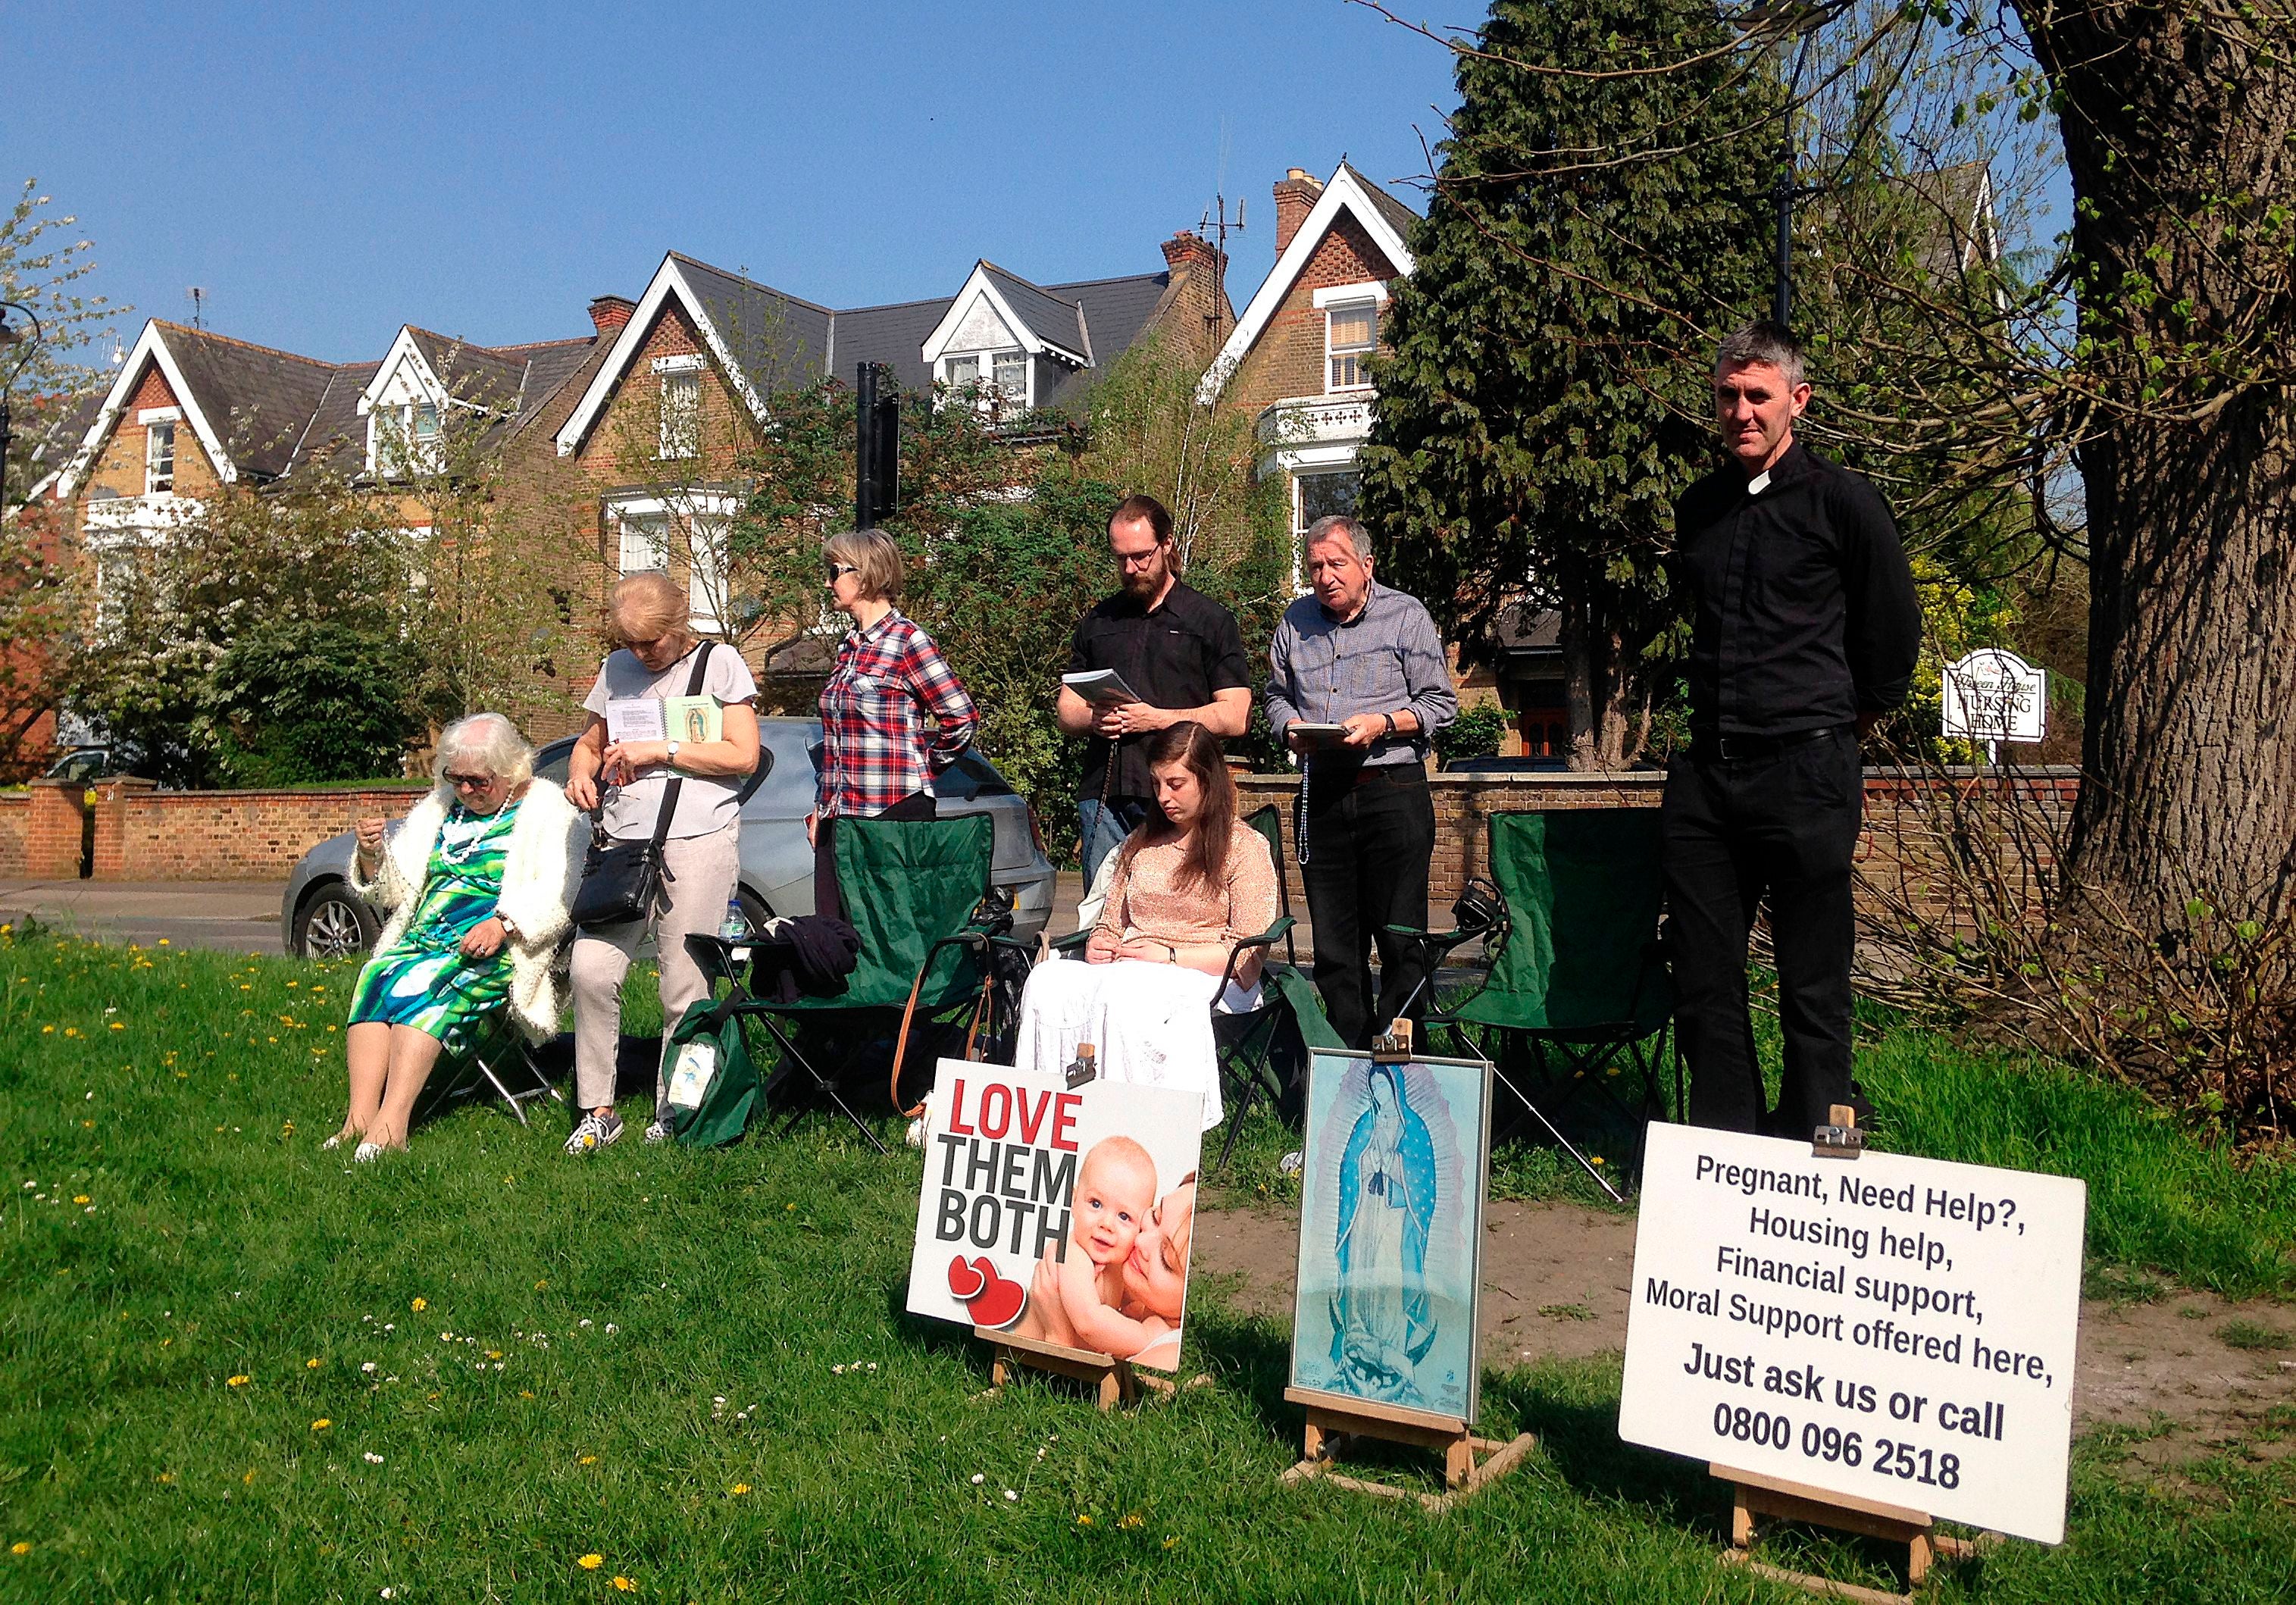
{"left": 40, "top": 1025, "right": 52, "bottom": 1034}
{"left": 1120, "top": 1513, "right": 1143, "bottom": 1529}
{"left": 306, "top": 1358, "right": 321, "bottom": 1369}
{"left": 9, "top": 1541, "right": 27, "bottom": 1555}
{"left": 1076, "top": 1513, "right": 1092, "bottom": 1525}
{"left": 612, "top": 1579, "right": 637, "bottom": 1594}
{"left": 411, "top": 1297, "right": 427, "bottom": 1312}
{"left": 155, "top": 1472, "right": 175, "bottom": 1484}
{"left": 729, "top": 1483, "right": 751, "bottom": 1495}
{"left": 72, "top": 1195, "right": 89, "bottom": 1205}
{"left": 577, "top": 1553, "right": 604, "bottom": 1570}
{"left": 519, "top": 1390, "right": 535, "bottom": 1400}
{"left": 485, "top": 1350, "right": 502, "bottom": 1360}
{"left": 1162, "top": 1536, "right": 1180, "bottom": 1550}
{"left": 1591, "top": 1156, "right": 1605, "bottom": 1165}
{"left": 578, "top": 1454, "right": 598, "bottom": 1466}
{"left": 311, "top": 1419, "right": 331, "bottom": 1431}
{"left": 80, "top": 1119, "right": 92, "bottom": 1128}
{"left": 242, "top": 1469, "right": 258, "bottom": 1485}
{"left": 227, "top": 1375, "right": 250, "bottom": 1388}
{"left": 108, "top": 1022, "right": 124, "bottom": 1031}
{"left": 534, "top": 1279, "right": 548, "bottom": 1290}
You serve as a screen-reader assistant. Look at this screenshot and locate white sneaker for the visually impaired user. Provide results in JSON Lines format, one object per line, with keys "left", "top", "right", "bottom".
{"left": 643, "top": 1118, "right": 673, "bottom": 1144}
{"left": 564, "top": 1111, "right": 624, "bottom": 1156}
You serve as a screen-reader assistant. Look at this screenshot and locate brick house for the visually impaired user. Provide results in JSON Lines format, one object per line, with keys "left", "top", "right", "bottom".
{"left": 40, "top": 230, "right": 1230, "bottom": 746}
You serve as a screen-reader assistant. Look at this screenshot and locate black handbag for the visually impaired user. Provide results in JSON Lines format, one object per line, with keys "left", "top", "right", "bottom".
{"left": 571, "top": 642, "right": 716, "bottom": 931}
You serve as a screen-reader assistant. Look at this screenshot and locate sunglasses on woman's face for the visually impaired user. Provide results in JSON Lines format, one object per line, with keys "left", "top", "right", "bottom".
{"left": 825, "top": 562, "right": 860, "bottom": 583}
{"left": 446, "top": 771, "right": 496, "bottom": 791}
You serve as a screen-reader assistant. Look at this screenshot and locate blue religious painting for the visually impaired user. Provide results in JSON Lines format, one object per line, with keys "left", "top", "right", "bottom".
{"left": 1289, "top": 1050, "right": 1491, "bottom": 1422}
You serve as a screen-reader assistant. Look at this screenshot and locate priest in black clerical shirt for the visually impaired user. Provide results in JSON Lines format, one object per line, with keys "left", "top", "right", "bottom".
{"left": 1663, "top": 321, "right": 1922, "bottom": 1138}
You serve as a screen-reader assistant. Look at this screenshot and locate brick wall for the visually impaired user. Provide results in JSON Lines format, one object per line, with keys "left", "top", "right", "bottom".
{"left": 1234, "top": 768, "right": 2082, "bottom": 926}
{"left": 89, "top": 779, "right": 430, "bottom": 881}
{"left": 0, "top": 781, "right": 89, "bottom": 879}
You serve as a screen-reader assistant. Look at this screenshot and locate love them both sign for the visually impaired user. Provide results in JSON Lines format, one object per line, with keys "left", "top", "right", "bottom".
{"left": 1619, "top": 1123, "right": 2085, "bottom": 1545}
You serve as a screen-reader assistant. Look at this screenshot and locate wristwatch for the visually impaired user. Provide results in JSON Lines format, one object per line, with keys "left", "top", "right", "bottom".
{"left": 1381, "top": 712, "right": 1397, "bottom": 740}
{"left": 665, "top": 739, "right": 680, "bottom": 768}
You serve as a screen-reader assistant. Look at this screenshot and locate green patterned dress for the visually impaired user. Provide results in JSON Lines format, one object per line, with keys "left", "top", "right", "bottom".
{"left": 347, "top": 799, "right": 523, "bottom": 1049}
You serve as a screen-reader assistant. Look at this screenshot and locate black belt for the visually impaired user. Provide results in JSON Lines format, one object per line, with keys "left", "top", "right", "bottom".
{"left": 1688, "top": 725, "right": 1849, "bottom": 763}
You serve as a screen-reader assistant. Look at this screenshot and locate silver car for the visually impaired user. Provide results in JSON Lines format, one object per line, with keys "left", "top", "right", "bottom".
{"left": 280, "top": 719, "right": 1056, "bottom": 959}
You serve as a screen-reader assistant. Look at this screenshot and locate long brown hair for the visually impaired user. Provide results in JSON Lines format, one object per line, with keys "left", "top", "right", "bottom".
{"left": 1119, "top": 721, "right": 1236, "bottom": 892}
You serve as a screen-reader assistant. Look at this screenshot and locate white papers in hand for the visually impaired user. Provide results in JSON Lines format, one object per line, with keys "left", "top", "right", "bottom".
{"left": 605, "top": 697, "right": 666, "bottom": 744}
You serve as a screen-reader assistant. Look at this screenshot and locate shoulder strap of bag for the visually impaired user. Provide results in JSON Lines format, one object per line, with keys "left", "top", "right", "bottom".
{"left": 644, "top": 641, "right": 716, "bottom": 852}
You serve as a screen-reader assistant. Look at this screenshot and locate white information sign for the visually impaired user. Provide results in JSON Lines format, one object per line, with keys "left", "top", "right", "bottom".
{"left": 1619, "top": 1123, "right": 2085, "bottom": 1544}
{"left": 1941, "top": 648, "right": 2047, "bottom": 744}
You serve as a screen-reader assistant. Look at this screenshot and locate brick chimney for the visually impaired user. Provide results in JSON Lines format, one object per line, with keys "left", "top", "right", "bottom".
{"left": 1160, "top": 231, "right": 1224, "bottom": 280}
{"left": 1273, "top": 167, "right": 1325, "bottom": 257}
{"left": 587, "top": 295, "right": 637, "bottom": 336}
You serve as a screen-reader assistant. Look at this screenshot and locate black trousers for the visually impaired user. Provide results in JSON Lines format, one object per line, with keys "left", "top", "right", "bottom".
{"left": 1300, "top": 762, "right": 1437, "bottom": 1050}
{"left": 812, "top": 790, "right": 937, "bottom": 925}
{"left": 1659, "top": 728, "right": 1863, "bottom": 1137}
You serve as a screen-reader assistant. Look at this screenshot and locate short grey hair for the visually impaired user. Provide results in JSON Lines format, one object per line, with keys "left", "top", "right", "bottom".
{"left": 1303, "top": 514, "right": 1372, "bottom": 563}
{"left": 433, "top": 712, "right": 535, "bottom": 789}
{"left": 1713, "top": 320, "right": 1806, "bottom": 389}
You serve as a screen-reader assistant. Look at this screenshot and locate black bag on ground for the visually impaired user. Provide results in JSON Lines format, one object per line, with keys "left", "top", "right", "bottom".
{"left": 571, "top": 643, "right": 715, "bottom": 931}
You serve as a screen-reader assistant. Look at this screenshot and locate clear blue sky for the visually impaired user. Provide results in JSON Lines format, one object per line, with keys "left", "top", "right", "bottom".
{"left": 7, "top": 0, "right": 1467, "bottom": 362}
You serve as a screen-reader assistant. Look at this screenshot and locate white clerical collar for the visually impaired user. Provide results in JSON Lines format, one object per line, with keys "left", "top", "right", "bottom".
{"left": 1747, "top": 469, "right": 1772, "bottom": 496}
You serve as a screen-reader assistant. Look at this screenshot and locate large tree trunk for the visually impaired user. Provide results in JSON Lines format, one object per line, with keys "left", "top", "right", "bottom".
{"left": 2015, "top": 2, "right": 2296, "bottom": 930}
{"left": 1558, "top": 566, "right": 1642, "bottom": 770}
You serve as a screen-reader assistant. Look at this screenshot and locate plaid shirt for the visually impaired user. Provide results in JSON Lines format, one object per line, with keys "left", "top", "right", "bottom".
{"left": 815, "top": 609, "right": 979, "bottom": 818}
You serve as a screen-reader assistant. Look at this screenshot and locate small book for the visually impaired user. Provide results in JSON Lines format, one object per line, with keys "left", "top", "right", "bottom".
{"left": 605, "top": 697, "right": 667, "bottom": 744}
{"left": 1287, "top": 722, "right": 1353, "bottom": 749}
{"left": 664, "top": 695, "right": 722, "bottom": 744}
{"left": 1062, "top": 668, "right": 1143, "bottom": 705}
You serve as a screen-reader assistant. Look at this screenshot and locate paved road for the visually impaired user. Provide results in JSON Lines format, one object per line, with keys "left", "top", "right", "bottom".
{"left": 0, "top": 879, "right": 285, "bottom": 955}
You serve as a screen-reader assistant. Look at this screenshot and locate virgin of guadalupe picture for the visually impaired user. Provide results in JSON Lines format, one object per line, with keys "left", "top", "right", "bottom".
{"left": 1289, "top": 1050, "right": 1491, "bottom": 1422}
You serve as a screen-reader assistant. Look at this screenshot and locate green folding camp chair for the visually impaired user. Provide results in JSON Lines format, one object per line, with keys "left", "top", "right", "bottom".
{"left": 1418, "top": 808, "right": 1679, "bottom": 1175}
{"left": 1048, "top": 804, "right": 1342, "bottom": 1173}
{"left": 687, "top": 813, "right": 1024, "bottom": 1153}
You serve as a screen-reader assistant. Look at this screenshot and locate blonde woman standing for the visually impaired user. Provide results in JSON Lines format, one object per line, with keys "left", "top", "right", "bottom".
{"left": 561, "top": 571, "right": 761, "bottom": 1154}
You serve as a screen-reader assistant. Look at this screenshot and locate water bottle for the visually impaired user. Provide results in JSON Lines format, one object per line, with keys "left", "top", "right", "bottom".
{"left": 719, "top": 896, "right": 751, "bottom": 962}
{"left": 1065, "top": 1041, "right": 1098, "bottom": 1090}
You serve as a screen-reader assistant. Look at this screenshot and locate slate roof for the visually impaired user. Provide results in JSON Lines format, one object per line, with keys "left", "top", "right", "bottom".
{"left": 671, "top": 253, "right": 834, "bottom": 393}
{"left": 831, "top": 296, "right": 953, "bottom": 395}
{"left": 1344, "top": 163, "right": 1422, "bottom": 255}
{"left": 286, "top": 361, "right": 384, "bottom": 474}
{"left": 158, "top": 324, "right": 339, "bottom": 478}
{"left": 980, "top": 264, "right": 1092, "bottom": 360}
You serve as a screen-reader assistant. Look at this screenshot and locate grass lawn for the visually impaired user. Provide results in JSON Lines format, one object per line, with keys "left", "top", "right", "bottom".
{"left": 2, "top": 928, "right": 2294, "bottom": 1603}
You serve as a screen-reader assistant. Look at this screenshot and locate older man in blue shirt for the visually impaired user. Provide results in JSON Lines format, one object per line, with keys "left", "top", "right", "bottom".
{"left": 1266, "top": 515, "right": 1459, "bottom": 1047}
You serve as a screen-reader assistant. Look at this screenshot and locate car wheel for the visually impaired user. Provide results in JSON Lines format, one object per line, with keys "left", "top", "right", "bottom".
{"left": 737, "top": 886, "right": 774, "bottom": 935}
{"left": 296, "top": 884, "right": 379, "bottom": 960}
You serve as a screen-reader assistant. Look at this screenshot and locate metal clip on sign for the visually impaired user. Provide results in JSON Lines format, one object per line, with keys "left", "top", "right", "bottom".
{"left": 1812, "top": 1102, "right": 1866, "bottom": 1161}
{"left": 1371, "top": 1018, "right": 1414, "bottom": 1064}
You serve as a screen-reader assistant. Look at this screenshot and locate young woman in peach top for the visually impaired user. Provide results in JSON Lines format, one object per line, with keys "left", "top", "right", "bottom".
{"left": 1014, "top": 721, "right": 1278, "bottom": 1130}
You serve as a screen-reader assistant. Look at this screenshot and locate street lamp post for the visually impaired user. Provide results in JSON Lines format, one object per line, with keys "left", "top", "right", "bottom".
{"left": 0, "top": 299, "right": 51, "bottom": 515}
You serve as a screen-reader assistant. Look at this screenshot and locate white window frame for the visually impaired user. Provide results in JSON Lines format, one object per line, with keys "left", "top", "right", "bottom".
{"left": 937, "top": 347, "right": 1030, "bottom": 413}
{"left": 144, "top": 418, "right": 177, "bottom": 495}
{"left": 658, "top": 371, "right": 702, "bottom": 460}
{"left": 607, "top": 491, "right": 740, "bottom": 632}
{"left": 1322, "top": 299, "right": 1378, "bottom": 393}
{"left": 368, "top": 402, "right": 443, "bottom": 478}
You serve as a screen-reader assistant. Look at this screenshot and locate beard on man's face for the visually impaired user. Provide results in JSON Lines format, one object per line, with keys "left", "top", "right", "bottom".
{"left": 1121, "top": 556, "right": 1166, "bottom": 597}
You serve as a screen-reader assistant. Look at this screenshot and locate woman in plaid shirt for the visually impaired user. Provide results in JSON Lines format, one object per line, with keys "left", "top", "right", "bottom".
{"left": 811, "top": 529, "right": 980, "bottom": 922}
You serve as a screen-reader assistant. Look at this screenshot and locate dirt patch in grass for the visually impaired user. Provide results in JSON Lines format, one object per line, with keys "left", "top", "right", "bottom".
{"left": 1195, "top": 1196, "right": 2296, "bottom": 1460}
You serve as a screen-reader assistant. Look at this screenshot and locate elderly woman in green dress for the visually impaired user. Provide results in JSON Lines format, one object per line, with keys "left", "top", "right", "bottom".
{"left": 327, "top": 712, "right": 585, "bottom": 1161}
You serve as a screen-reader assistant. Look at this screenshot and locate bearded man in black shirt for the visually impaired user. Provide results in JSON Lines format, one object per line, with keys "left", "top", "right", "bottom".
{"left": 1663, "top": 322, "right": 1922, "bottom": 1137}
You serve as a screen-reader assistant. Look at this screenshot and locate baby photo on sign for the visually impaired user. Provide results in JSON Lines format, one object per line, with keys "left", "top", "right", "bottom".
{"left": 1289, "top": 1051, "right": 1491, "bottom": 1420}
{"left": 905, "top": 1061, "right": 1203, "bottom": 1371}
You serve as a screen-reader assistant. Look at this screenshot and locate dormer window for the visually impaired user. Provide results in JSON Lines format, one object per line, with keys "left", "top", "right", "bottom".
{"left": 144, "top": 420, "right": 176, "bottom": 494}
{"left": 939, "top": 349, "right": 1028, "bottom": 411}
{"left": 372, "top": 402, "right": 441, "bottom": 477}
{"left": 1325, "top": 301, "right": 1378, "bottom": 391}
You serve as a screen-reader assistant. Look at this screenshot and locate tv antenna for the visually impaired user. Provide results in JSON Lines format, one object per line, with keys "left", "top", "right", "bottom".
{"left": 1196, "top": 194, "right": 1244, "bottom": 346}
{"left": 186, "top": 287, "right": 206, "bottom": 330}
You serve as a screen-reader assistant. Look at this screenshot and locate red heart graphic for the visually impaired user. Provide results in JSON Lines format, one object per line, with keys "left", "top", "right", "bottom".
{"left": 965, "top": 1258, "right": 1027, "bottom": 1330}
{"left": 947, "top": 1253, "right": 986, "bottom": 1300}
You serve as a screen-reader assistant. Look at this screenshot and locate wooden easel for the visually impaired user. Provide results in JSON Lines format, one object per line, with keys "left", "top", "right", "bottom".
{"left": 1281, "top": 1390, "right": 1536, "bottom": 1513}
{"left": 1711, "top": 1107, "right": 1994, "bottom": 1600}
{"left": 977, "top": 1328, "right": 1165, "bottom": 1411}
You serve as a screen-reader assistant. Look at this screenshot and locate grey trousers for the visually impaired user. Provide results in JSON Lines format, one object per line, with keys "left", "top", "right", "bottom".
{"left": 569, "top": 824, "right": 740, "bottom": 1114}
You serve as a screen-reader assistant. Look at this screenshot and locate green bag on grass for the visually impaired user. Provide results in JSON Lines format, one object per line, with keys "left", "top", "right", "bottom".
{"left": 662, "top": 997, "right": 762, "bottom": 1149}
